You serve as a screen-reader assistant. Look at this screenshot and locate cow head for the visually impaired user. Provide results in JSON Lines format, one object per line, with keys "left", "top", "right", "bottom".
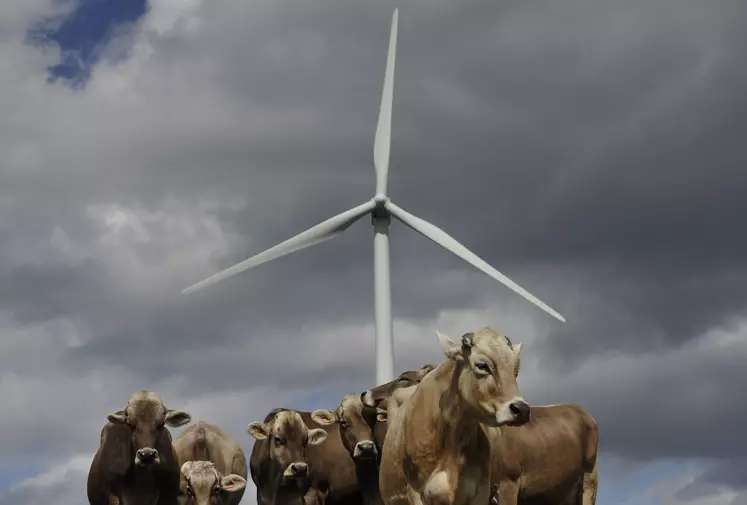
{"left": 179, "top": 461, "right": 246, "bottom": 505}
{"left": 371, "top": 384, "right": 416, "bottom": 445}
{"left": 361, "top": 364, "right": 435, "bottom": 408}
{"left": 437, "top": 327, "right": 530, "bottom": 428}
{"left": 106, "top": 390, "right": 191, "bottom": 469}
{"left": 247, "top": 410, "right": 327, "bottom": 482}
{"left": 312, "top": 394, "right": 378, "bottom": 462}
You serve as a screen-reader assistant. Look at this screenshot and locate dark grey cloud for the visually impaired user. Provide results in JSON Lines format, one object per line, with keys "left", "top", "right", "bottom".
{"left": 1, "top": 0, "right": 747, "bottom": 502}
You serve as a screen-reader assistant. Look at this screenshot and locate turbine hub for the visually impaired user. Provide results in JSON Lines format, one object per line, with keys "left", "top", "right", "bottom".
{"left": 373, "top": 194, "right": 390, "bottom": 206}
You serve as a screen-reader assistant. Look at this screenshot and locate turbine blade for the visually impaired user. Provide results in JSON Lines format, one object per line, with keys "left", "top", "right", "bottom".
{"left": 386, "top": 202, "right": 566, "bottom": 322}
{"left": 373, "top": 8, "right": 398, "bottom": 197}
{"left": 182, "top": 200, "right": 376, "bottom": 295}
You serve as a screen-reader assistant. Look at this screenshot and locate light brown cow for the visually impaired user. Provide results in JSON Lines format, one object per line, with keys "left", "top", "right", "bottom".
{"left": 375, "top": 378, "right": 599, "bottom": 504}
{"left": 86, "top": 390, "right": 192, "bottom": 505}
{"left": 173, "top": 421, "right": 248, "bottom": 505}
{"left": 379, "top": 328, "right": 530, "bottom": 505}
{"left": 485, "top": 405, "right": 598, "bottom": 505}
{"left": 361, "top": 364, "right": 436, "bottom": 409}
{"left": 248, "top": 409, "right": 329, "bottom": 505}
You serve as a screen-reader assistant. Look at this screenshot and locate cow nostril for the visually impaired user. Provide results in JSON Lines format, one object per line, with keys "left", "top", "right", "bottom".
{"left": 357, "top": 441, "right": 376, "bottom": 453}
{"left": 509, "top": 401, "right": 530, "bottom": 420}
{"left": 137, "top": 448, "right": 158, "bottom": 461}
{"left": 291, "top": 463, "right": 308, "bottom": 476}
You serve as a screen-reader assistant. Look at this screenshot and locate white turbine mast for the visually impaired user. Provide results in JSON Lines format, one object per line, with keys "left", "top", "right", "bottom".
{"left": 181, "top": 8, "right": 566, "bottom": 386}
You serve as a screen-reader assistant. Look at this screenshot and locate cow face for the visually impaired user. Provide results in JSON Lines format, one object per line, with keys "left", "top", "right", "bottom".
{"left": 247, "top": 410, "right": 327, "bottom": 481}
{"left": 437, "top": 327, "right": 530, "bottom": 428}
{"left": 179, "top": 461, "right": 246, "bottom": 505}
{"left": 312, "top": 394, "right": 378, "bottom": 461}
{"left": 106, "top": 390, "right": 192, "bottom": 468}
{"left": 361, "top": 364, "right": 435, "bottom": 408}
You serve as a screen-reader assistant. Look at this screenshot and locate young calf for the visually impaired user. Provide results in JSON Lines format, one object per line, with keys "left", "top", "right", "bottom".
{"left": 173, "top": 421, "right": 248, "bottom": 505}
{"left": 379, "top": 327, "right": 530, "bottom": 505}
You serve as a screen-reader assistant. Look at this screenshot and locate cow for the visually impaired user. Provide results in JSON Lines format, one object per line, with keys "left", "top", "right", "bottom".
{"left": 311, "top": 394, "right": 382, "bottom": 505}
{"left": 361, "top": 364, "right": 436, "bottom": 409}
{"left": 379, "top": 327, "right": 531, "bottom": 505}
{"left": 173, "top": 421, "right": 248, "bottom": 505}
{"left": 373, "top": 370, "right": 599, "bottom": 504}
{"left": 484, "top": 405, "right": 598, "bottom": 505}
{"left": 248, "top": 409, "right": 329, "bottom": 505}
{"left": 86, "top": 390, "right": 192, "bottom": 505}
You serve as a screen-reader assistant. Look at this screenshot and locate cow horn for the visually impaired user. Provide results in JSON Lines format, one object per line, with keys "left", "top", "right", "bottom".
{"left": 461, "top": 332, "right": 474, "bottom": 349}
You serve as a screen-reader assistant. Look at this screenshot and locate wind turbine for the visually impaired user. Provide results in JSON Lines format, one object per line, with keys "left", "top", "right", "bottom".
{"left": 181, "top": 8, "right": 566, "bottom": 385}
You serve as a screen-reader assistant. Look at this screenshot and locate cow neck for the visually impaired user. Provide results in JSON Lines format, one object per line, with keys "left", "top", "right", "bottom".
{"left": 434, "top": 361, "right": 481, "bottom": 455}
{"left": 354, "top": 457, "right": 382, "bottom": 505}
{"left": 262, "top": 472, "right": 309, "bottom": 505}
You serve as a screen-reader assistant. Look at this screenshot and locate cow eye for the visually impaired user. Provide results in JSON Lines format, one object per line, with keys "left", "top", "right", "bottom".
{"left": 274, "top": 436, "right": 283, "bottom": 445}
{"left": 474, "top": 360, "right": 491, "bottom": 374}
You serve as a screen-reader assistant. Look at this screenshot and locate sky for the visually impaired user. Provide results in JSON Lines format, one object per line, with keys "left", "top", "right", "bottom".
{"left": 0, "top": 0, "right": 745, "bottom": 504}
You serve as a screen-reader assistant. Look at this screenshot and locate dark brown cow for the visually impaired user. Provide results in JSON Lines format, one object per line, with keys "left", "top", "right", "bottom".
{"left": 250, "top": 407, "right": 381, "bottom": 505}
{"left": 86, "top": 390, "right": 192, "bottom": 505}
{"left": 248, "top": 409, "right": 328, "bottom": 505}
{"left": 174, "top": 421, "right": 248, "bottom": 505}
{"left": 311, "top": 395, "right": 381, "bottom": 505}
{"left": 379, "top": 328, "right": 531, "bottom": 505}
{"left": 360, "top": 364, "right": 436, "bottom": 409}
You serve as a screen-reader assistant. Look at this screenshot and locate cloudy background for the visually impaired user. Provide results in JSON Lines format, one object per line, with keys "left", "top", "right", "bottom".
{"left": 0, "top": 0, "right": 745, "bottom": 503}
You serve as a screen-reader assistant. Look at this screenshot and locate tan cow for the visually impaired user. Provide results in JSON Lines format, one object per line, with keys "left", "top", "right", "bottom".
{"left": 248, "top": 409, "right": 329, "bottom": 505}
{"left": 375, "top": 375, "right": 599, "bottom": 504}
{"left": 173, "top": 421, "right": 248, "bottom": 505}
{"left": 485, "top": 405, "right": 598, "bottom": 505}
{"left": 379, "top": 327, "right": 530, "bottom": 505}
{"left": 86, "top": 390, "right": 192, "bottom": 505}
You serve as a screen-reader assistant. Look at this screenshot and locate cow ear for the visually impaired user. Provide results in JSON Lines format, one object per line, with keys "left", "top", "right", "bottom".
{"left": 220, "top": 474, "right": 247, "bottom": 493}
{"left": 307, "top": 428, "right": 328, "bottom": 446}
{"left": 311, "top": 409, "right": 337, "bottom": 426}
{"left": 181, "top": 461, "right": 194, "bottom": 477}
{"left": 247, "top": 422, "right": 270, "bottom": 440}
{"left": 165, "top": 409, "right": 191, "bottom": 427}
{"left": 107, "top": 410, "right": 126, "bottom": 424}
{"left": 376, "top": 409, "right": 388, "bottom": 423}
{"left": 437, "top": 330, "right": 464, "bottom": 361}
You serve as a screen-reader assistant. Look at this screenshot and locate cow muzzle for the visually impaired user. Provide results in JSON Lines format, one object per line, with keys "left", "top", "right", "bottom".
{"left": 504, "top": 398, "right": 531, "bottom": 426}
{"left": 353, "top": 440, "right": 378, "bottom": 459}
{"left": 283, "top": 462, "right": 309, "bottom": 479}
{"left": 135, "top": 447, "right": 160, "bottom": 467}
{"left": 361, "top": 390, "right": 375, "bottom": 408}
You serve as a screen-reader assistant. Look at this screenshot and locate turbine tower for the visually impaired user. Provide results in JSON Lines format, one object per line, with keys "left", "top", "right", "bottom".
{"left": 181, "top": 8, "right": 566, "bottom": 386}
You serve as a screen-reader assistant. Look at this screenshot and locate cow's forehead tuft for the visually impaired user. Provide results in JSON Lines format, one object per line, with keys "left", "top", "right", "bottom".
{"left": 274, "top": 410, "right": 306, "bottom": 438}
{"left": 340, "top": 394, "right": 363, "bottom": 415}
{"left": 186, "top": 461, "right": 219, "bottom": 488}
